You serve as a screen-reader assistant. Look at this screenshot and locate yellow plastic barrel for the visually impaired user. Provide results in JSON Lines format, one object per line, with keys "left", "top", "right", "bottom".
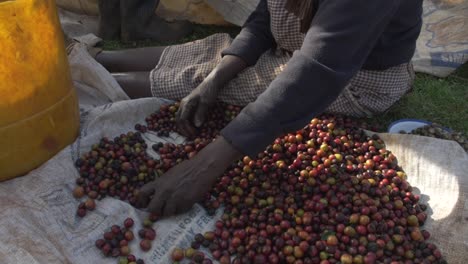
{"left": 0, "top": 0, "right": 79, "bottom": 181}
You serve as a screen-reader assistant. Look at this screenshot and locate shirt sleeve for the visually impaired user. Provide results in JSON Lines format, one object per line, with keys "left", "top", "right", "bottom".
{"left": 221, "top": 0, "right": 402, "bottom": 157}
{"left": 221, "top": 0, "right": 275, "bottom": 66}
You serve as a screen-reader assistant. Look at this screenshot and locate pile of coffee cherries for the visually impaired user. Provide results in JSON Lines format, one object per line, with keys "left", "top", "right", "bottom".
{"left": 94, "top": 215, "right": 159, "bottom": 264}
{"left": 74, "top": 102, "right": 446, "bottom": 263}
{"left": 137, "top": 213, "right": 159, "bottom": 252}
{"left": 162, "top": 115, "right": 446, "bottom": 264}
{"left": 400, "top": 123, "right": 467, "bottom": 152}
{"left": 72, "top": 103, "right": 241, "bottom": 217}
{"left": 73, "top": 131, "right": 158, "bottom": 215}
{"left": 95, "top": 218, "right": 136, "bottom": 258}
{"left": 94, "top": 217, "right": 144, "bottom": 263}
{"left": 135, "top": 102, "right": 241, "bottom": 140}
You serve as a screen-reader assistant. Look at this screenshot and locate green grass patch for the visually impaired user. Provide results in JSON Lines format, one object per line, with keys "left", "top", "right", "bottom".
{"left": 373, "top": 74, "right": 468, "bottom": 134}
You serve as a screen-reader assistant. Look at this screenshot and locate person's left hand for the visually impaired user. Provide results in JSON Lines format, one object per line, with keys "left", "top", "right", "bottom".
{"left": 135, "top": 136, "right": 241, "bottom": 216}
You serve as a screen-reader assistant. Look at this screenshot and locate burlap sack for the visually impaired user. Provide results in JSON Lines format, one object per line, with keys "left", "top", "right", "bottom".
{"left": 379, "top": 133, "right": 468, "bottom": 264}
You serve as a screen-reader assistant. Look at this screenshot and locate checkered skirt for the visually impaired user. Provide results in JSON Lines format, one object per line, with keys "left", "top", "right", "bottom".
{"left": 150, "top": 0, "right": 414, "bottom": 117}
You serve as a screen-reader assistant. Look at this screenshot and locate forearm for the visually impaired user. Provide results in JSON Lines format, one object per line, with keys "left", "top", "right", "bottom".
{"left": 206, "top": 55, "right": 248, "bottom": 87}
{"left": 204, "top": 136, "right": 243, "bottom": 169}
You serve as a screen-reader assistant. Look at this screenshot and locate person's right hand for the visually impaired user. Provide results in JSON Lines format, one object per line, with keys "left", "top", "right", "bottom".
{"left": 135, "top": 136, "right": 241, "bottom": 216}
{"left": 175, "top": 77, "right": 220, "bottom": 137}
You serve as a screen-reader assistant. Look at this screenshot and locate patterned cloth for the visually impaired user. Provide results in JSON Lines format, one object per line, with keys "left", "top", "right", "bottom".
{"left": 150, "top": 0, "right": 414, "bottom": 117}
{"left": 268, "top": 0, "right": 304, "bottom": 51}
{"left": 151, "top": 34, "right": 290, "bottom": 106}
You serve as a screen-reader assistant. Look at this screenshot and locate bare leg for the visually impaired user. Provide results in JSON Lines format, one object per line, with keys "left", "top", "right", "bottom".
{"left": 96, "top": 46, "right": 166, "bottom": 72}
{"left": 113, "top": 72, "right": 152, "bottom": 99}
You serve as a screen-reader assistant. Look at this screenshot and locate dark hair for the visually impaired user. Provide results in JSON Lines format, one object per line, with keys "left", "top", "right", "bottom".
{"left": 285, "top": 0, "right": 314, "bottom": 33}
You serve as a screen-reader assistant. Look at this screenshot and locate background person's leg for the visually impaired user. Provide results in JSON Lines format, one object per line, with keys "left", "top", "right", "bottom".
{"left": 120, "top": 0, "right": 193, "bottom": 42}
{"left": 112, "top": 72, "right": 152, "bottom": 99}
{"left": 98, "top": 0, "right": 121, "bottom": 40}
{"left": 96, "top": 46, "right": 166, "bottom": 73}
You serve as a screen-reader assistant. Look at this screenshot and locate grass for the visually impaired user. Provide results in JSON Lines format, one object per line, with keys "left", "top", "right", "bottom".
{"left": 102, "top": 24, "right": 240, "bottom": 50}
{"left": 373, "top": 74, "right": 468, "bottom": 133}
{"left": 102, "top": 25, "right": 468, "bottom": 134}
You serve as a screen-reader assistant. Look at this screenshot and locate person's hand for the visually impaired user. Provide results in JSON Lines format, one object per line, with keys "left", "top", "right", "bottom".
{"left": 176, "top": 78, "right": 220, "bottom": 137}
{"left": 136, "top": 136, "right": 242, "bottom": 216}
{"left": 175, "top": 55, "right": 248, "bottom": 137}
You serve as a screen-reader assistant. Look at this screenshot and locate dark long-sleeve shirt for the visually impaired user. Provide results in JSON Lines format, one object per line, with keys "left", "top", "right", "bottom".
{"left": 220, "top": 0, "right": 423, "bottom": 157}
